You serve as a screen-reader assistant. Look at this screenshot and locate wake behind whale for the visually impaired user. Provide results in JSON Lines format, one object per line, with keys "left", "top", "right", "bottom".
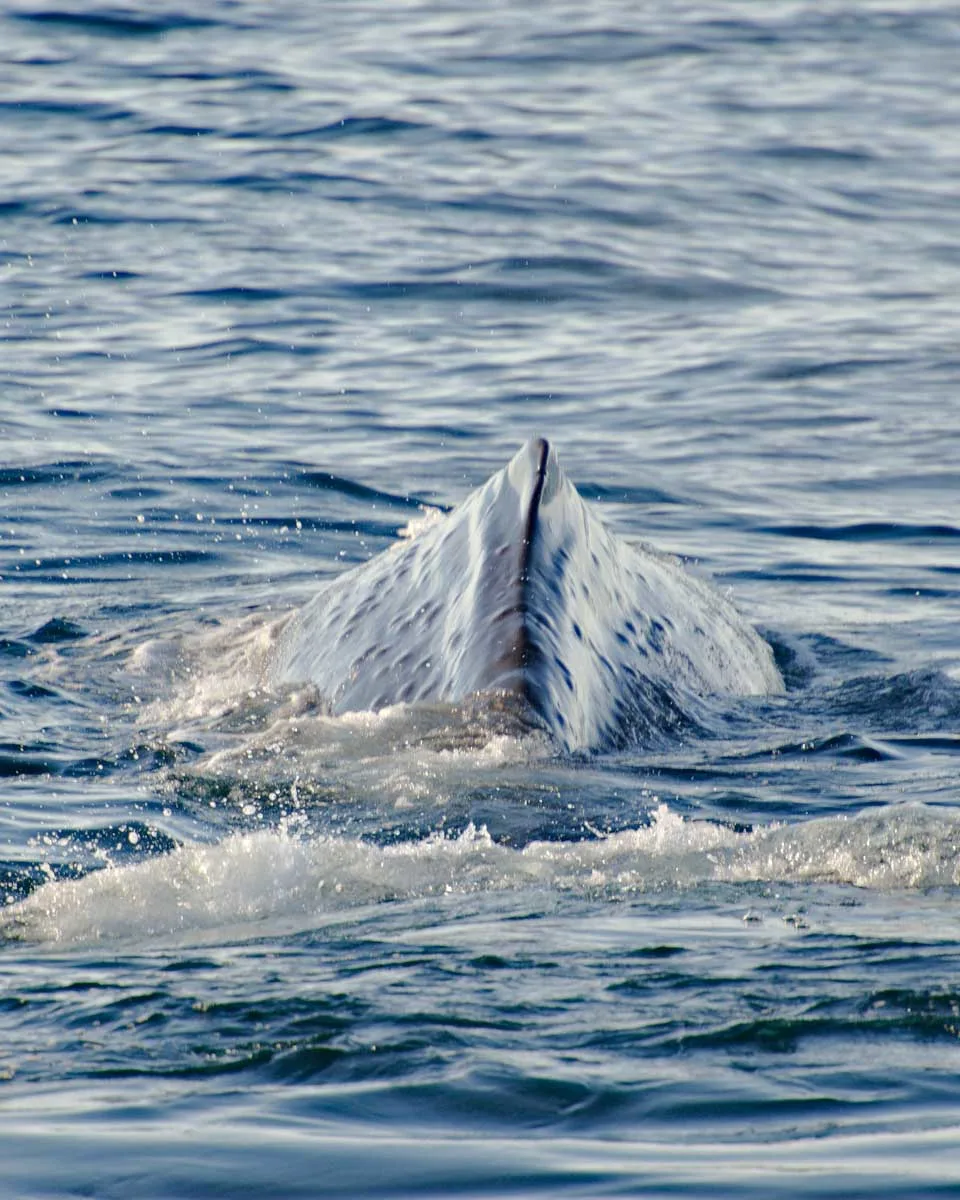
{"left": 273, "top": 439, "right": 782, "bottom": 752}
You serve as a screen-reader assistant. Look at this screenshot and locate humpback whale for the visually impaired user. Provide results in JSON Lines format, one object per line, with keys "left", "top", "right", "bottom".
{"left": 273, "top": 439, "right": 782, "bottom": 752}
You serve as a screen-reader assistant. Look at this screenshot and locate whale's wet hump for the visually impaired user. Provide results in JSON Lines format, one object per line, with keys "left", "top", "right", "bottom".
{"left": 273, "top": 439, "right": 782, "bottom": 751}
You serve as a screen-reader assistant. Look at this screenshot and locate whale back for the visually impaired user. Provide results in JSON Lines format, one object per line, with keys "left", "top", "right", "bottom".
{"left": 272, "top": 439, "right": 551, "bottom": 714}
{"left": 273, "top": 439, "right": 782, "bottom": 751}
{"left": 521, "top": 443, "right": 781, "bottom": 748}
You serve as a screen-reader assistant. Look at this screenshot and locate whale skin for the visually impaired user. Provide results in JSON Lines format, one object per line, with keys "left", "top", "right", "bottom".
{"left": 272, "top": 439, "right": 782, "bottom": 752}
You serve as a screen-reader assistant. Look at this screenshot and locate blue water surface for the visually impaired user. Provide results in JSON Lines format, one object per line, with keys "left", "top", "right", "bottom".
{"left": 2, "top": 1, "right": 960, "bottom": 1196}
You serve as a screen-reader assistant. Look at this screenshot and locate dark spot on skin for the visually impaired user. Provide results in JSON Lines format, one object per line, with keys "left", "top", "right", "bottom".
{"left": 573, "top": 622, "right": 583, "bottom": 641}
{"left": 615, "top": 631, "right": 629, "bottom": 645}
{"left": 554, "top": 655, "right": 574, "bottom": 692}
{"left": 625, "top": 620, "right": 636, "bottom": 635}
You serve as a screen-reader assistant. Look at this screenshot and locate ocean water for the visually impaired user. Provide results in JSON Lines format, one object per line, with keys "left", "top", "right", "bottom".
{"left": 2, "top": 0, "right": 960, "bottom": 1195}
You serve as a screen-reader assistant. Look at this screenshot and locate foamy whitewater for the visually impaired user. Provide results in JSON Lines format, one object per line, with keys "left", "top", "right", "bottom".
{"left": 6, "top": 803, "right": 960, "bottom": 945}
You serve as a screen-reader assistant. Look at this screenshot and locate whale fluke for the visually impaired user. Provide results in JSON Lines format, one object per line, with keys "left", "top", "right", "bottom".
{"left": 273, "top": 439, "right": 782, "bottom": 751}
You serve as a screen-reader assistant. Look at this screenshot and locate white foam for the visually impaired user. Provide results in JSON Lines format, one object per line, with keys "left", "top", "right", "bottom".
{"left": 134, "top": 612, "right": 292, "bottom": 730}
{"left": 0, "top": 823, "right": 522, "bottom": 944}
{"left": 397, "top": 505, "right": 446, "bottom": 540}
{"left": 5, "top": 803, "right": 959, "bottom": 946}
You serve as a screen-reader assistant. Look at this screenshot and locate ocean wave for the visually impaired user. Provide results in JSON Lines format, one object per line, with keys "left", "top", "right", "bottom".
{"left": 5, "top": 803, "right": 959, "bottom": 945}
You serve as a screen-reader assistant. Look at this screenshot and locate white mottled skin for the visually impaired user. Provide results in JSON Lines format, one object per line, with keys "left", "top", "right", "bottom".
{"left": 273, "top": 439, "right": 782, "bottom": 751}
